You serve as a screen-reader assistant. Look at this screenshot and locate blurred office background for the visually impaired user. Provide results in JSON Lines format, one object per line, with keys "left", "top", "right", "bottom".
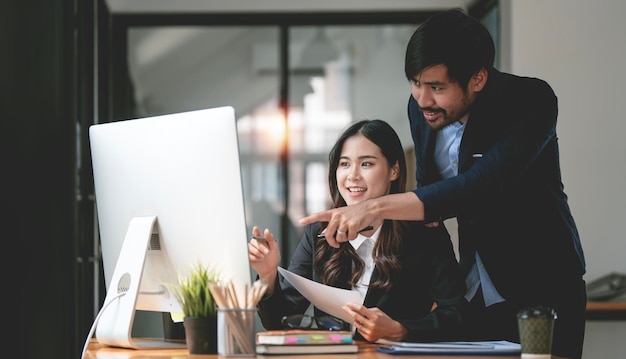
{"left": 6, "top": 0, "right": 625, "bottom": 358}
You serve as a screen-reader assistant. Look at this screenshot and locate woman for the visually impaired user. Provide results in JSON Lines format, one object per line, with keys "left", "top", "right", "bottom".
{"left": 248, "top": 119, "right": 465, "bottom": 342}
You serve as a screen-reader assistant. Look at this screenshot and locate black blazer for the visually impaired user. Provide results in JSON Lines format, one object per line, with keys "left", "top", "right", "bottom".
{"left": 408, "top": 69, "right": 586, "bottom": 303}
{"left": 257, "top": 221, "right": 466, "bottom": 342}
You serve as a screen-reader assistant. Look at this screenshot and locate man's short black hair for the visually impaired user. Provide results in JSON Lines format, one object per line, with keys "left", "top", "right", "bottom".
{"left": 405, "top": 8, "right": 495, "bottom": 88}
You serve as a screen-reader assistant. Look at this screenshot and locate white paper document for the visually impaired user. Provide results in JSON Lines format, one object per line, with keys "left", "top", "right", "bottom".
{"left": 277, "top": 267, "right": 361, "bottom": 324}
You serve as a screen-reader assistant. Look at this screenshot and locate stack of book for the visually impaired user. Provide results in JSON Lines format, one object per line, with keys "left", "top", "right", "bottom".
{"left": 255, "top": 330, "right": 357, "bottom": 355}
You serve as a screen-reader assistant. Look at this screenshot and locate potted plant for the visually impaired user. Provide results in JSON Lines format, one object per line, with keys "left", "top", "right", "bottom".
{"left": 167, "top": 262, "right": 220, "bottom": 354}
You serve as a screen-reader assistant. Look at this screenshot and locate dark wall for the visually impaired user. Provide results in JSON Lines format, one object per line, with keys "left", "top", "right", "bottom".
{"left": 4, "top": 0, "right": 96, "bottom": 358}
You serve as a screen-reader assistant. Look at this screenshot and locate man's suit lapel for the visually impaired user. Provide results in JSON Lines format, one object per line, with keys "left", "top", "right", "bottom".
{"left": 458, "top": 110, "right": 489, "bottom": 173}
{"left": 458, "top": 121, "right": 476, "bottom": 173}
{"left": 421, "top": 129, "right": 442, "bottom": 184}
{"left": 458, "top": 70, "right": 499, "bottom": 173}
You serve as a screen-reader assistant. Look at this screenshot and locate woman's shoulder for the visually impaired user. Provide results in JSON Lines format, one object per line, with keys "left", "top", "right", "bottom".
{"left": 302, "top": 221, "right": 322, "bottom": 233}
{"left": 300, "top": 222, "right": 324, "bottom": 242}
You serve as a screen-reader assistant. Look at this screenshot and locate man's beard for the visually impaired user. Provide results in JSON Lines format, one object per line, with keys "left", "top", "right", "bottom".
{"left": 421, "top": 108, "right": 459, "bottom": 131}
{"left": 421, "top": 95, "right": 472, "bottom": 131}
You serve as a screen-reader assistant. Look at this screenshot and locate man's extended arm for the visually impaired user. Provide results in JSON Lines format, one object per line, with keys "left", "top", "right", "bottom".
{"left": 299, "top": 191, "right": 424, "bottom": 247}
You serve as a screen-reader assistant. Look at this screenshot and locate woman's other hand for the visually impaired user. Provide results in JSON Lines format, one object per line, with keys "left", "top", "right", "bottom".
{"left": 248, "top": 226, "right": 281, "bottom": 295}
{"left": 343, "top": 302, "right": 408, "bottom": 342}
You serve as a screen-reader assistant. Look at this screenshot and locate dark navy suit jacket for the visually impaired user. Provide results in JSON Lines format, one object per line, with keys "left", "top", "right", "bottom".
{"left": 408, "top": 68, "right": 586, "bottom": 304}
{"left": 257, "top": 221, "right": 466, "bottom": 342}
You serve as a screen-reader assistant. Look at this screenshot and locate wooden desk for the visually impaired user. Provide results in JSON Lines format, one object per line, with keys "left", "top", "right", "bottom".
{"left": 586, "top": 301, "right": 626, "bottom": 320}
{"left": 84, "top": 339, "right": 521, "bottom": 358}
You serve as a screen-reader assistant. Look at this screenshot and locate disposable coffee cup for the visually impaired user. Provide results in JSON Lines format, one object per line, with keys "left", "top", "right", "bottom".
{"left": 517, "top": 305, "right": 557, "bottom": 358}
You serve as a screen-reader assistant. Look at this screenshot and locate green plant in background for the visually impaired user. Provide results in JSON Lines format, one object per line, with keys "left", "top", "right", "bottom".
{"left": 168, "top": 263, "right": 220, "bottom": 318}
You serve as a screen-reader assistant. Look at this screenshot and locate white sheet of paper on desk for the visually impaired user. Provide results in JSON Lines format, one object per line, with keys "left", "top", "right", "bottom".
{"left": 277, "top": 267, "right": 361, "bottom": 324}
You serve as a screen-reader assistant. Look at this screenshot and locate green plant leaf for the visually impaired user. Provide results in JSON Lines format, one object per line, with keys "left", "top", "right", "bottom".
{"left": 164, "top": 262, "right": 220, "bottom": 317}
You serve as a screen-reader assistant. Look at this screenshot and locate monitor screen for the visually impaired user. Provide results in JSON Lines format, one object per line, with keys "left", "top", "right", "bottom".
{"left": 89, "top": 106, "right": 251, "bottom": 349}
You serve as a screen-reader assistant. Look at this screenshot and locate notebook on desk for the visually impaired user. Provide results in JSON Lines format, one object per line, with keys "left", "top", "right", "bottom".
{"left": 256, "top": 329, "right": 357, "bottom": 355}
{"left": 256, "top": 329, "right": 353, "bottom": 345}
{"left": 256, "top": 343, "right": 358, "bottom": 355}
{"left": 375, "top": 340, "right": 521, "bottom": 355}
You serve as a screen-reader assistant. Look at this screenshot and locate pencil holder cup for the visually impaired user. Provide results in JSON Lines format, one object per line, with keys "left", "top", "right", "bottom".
{"left": 218, "top": 308, "right": 257, "bottom": 356}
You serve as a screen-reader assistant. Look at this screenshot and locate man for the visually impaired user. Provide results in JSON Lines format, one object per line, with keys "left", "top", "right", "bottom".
{"left": 301, "top": 9, "right": 586, "bottom": 359}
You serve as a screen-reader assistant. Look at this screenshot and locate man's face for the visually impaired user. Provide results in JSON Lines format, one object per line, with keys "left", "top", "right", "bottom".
{"left": 410, "top": 64, "right": 480, "bottom": 130}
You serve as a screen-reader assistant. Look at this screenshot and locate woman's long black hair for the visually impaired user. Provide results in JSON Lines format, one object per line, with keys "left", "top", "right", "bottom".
{"left": 314, "top": 119, "right": 408, "bottom": 291}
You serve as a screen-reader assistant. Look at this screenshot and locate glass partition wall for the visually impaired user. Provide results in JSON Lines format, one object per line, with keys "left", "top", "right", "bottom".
{"left": 115, "top": 6, "right": 498, "bottom": 267}
{"left": 126, "top": 24, "right": 420, "bottom": 261}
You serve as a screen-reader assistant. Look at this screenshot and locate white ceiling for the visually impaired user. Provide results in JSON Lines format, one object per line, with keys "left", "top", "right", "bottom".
{"left": 105, "top": 0, "right": 473, "bottom": 14}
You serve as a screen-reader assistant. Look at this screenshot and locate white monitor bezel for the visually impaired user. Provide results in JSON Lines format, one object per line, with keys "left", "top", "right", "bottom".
{"left": 89, "top": 106, "right": 251, "bottom": 349}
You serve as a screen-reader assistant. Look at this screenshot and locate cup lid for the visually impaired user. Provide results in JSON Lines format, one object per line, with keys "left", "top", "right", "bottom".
{"left": 517, "top": 305, "right": 557, "bottom": 319}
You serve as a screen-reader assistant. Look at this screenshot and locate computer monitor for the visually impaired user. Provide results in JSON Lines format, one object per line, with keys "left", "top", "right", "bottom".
{"left": 89, "top": 106, "right": 251, "bottom": 349}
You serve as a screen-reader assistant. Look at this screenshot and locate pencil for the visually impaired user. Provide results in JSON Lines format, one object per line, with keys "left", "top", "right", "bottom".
{"left": 251, "top": 235, "right": 268, "bottom": 246}
{"left": 317, "top": 225, "right": 374, "bottom": 239}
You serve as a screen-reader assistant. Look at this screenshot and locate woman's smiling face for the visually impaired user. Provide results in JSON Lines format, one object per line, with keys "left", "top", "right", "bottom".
{"left": 336, "top": 134, "right": 399, "bottom": 206}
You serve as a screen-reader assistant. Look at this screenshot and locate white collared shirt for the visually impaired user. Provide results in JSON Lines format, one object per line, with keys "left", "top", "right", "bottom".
{"left": 349, "top": 226, "right": 381, "bottom": 303}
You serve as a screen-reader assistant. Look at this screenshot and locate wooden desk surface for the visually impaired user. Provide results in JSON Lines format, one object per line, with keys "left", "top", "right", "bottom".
{"left": 586, "top": 300, "right": 626, "bottom": 320}
{"left": 83, "top": 302, "right": 626, "bottom": 358}
{"left": 84, "top": 339, "right": 521, "bottom": 359}
{"left": 586, "top": 301, "right": 626, "bottom": 311}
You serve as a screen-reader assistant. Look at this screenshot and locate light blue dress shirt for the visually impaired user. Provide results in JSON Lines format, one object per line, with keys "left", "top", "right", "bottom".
{"left": 434, "top": 121, "right": 505, "bottom": 307}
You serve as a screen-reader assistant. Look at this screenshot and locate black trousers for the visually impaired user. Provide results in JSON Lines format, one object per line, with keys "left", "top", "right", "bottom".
{"left": 460, "top": 279, "right": 587, "bottom": 359}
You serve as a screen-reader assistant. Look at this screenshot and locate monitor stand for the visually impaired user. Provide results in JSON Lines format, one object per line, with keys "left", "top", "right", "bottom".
{"left": 94, "top": 215, "right": 186, "bottom": 349}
